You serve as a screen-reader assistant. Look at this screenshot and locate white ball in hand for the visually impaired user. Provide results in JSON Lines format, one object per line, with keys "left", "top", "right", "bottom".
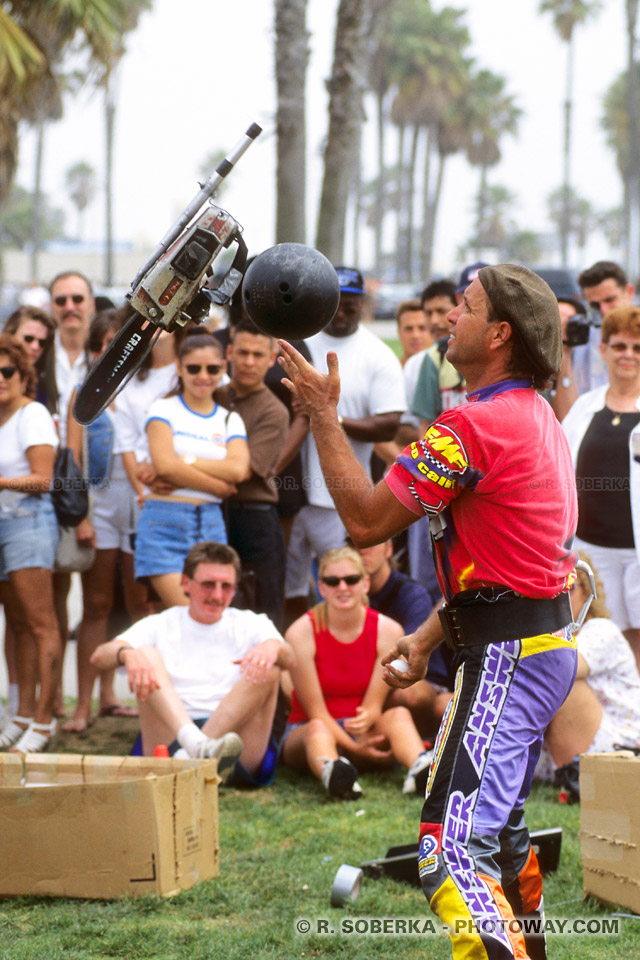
{"left": 389, "top": 658, "right": 410, "bottom": 674}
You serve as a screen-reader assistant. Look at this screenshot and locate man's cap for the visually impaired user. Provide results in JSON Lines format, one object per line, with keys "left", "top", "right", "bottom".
{"left": 556, "top": 295, "right": 587, "bottom": 316}
{"left": 456, "top": 261, "right": 490, "bottom": 294}
{"left": 335, "top": 266, "right": 365, "bottom": 295}
{"left": 477, "top": 264, "right": 562, "bottom": 378}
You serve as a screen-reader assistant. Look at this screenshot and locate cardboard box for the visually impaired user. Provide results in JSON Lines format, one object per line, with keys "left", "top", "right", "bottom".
{"left": 0, "top": 753, "right": 219, "bottom": 899}
{"left": 580, "top": 751, "right": 640, "bottom": 912}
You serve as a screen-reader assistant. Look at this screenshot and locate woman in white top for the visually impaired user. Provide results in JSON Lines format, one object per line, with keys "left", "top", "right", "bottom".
{"left": 62, "top": 311, "right": 150, "bottom": 733}
{"left": 0, "top": 335, "right": 62, "bottom": 752}
{"left": 134, "top": 332, "right": 250, "bottom": 607}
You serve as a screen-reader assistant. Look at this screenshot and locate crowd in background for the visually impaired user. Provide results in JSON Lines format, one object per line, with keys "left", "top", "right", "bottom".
{"left": 0, "top": 257, "right": 638, "bottom": 801}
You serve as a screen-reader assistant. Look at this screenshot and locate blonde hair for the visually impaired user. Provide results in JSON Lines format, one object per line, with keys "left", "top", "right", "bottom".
{"left": 311, "top": 547, "right": 368, "bottom": 631}
{"left": 575, "top": 551, "right": 610, "bottom": 621}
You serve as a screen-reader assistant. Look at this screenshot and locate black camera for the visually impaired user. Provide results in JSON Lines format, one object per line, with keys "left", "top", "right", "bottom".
{"left": 565, "top": 314, "right": 591, "bottom": 347}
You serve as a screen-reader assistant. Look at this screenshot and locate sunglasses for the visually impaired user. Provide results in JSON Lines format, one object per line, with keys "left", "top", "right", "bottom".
{"left": 607, "top": 341, "right": 640, "bottom": 355}
{"left": 191, "top": 578, "right": 236, "bottom": 592}
{"left": 53, "top": 294, "right": 85, "bottom": 306}
{"left": 184, "top": 363, "right": 223, "bottom": 375}
{"left": 22, "top": 334, "right": 49, "bottom": 348}
{"left": 0, "top": 365, "right": 18, "bottom": 380}
{"left": 320, "top": 574, "right": 363, "bottom": 587}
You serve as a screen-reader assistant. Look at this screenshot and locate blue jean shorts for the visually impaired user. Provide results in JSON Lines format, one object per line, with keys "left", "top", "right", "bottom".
{"left": 0, "top": 494, "right": 59, "bottom": 581}
{"left": 134, "top": 499, "right": 227, "bottom": 578}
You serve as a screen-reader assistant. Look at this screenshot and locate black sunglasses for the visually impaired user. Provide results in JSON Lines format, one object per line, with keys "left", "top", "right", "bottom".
{"left": 0, "top": 365, "right": 18, "bottom": 380}
{"left": 54, "top": 294, "right": 85, "bottom": 306}
{"left": 184, "top": 363, "right": 223, "bottom": 375}
{"left": 320, "top": 574, "right": 363, "bottom": 587}
{"left": 22, "top": 334, "right": 49, "bottom": 347}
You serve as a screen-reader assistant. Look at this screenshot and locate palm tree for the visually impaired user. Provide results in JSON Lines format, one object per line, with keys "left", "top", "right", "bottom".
{"left": 601, "top": 68, "right": 638, "bottom": 264}
{"left": 65, "top": 161, "right": 97, "bottom": 240}
{"left": 624, "top": 0, "right": 640, "bottom": 277}
{"left": 274, "top": 0, "right": 309, "bottom": 244}
{"left": 316, "top": 0, "right": 371, "bottom": 263}
{"left": 547, "top": 185, "right": 597, "bottom": 257}
{"left": 465, "top": 68, "right": 521, "bottom": 260}
{"left": 539, "top": 0, "right": 602, "bottom": 263}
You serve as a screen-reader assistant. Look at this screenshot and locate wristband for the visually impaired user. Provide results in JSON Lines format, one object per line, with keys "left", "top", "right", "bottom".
{"left": 116, "top": 645, "right": 131, "bottom": 666}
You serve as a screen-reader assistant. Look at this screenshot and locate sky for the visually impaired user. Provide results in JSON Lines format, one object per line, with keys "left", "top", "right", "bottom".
{"left": 13, "top": 0, "right": 629, "bottom": 279}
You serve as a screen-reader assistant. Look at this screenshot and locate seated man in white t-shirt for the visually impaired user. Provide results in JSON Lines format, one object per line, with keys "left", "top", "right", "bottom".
{"left": 91, "top": 541, "right": 294, "bottom": 784}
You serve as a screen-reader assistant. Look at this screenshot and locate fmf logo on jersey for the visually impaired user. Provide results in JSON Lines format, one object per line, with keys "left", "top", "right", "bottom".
{"left": 423, "top": 426, "right": 468, "bottom": 471}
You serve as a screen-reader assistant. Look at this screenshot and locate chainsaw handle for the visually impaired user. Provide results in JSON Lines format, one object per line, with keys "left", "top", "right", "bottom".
{"left": 205, "top": 233, "right": 248, "bottom": 305}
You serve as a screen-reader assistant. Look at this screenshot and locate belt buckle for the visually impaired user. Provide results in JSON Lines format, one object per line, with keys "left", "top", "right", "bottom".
{"left": 438, "top": 606, "right": 464, "bottom": 650}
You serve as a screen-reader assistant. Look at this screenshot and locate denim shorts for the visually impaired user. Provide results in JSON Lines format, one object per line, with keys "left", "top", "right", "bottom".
{"left": 0, "top": 494, "right": 59, "bottom": 581}
{"left": 134, "top": 499, "right": 227, "bottom": 578}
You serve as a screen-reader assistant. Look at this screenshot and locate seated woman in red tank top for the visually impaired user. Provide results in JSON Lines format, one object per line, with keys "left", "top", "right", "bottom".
{"left": 281, "top": 547, "right": 432, "bottom": 799}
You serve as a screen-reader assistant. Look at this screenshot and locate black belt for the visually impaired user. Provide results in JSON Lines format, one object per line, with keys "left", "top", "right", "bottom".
{"left": 227, "top": 502, "right": 275, "bottom": 512}
{"left": 438, "top": 592, "right": 572, "bottom": 650}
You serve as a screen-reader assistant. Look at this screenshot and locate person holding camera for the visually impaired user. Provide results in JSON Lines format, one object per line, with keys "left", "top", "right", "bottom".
{"left": 562, "top": 304, "right": 640, "bottom": 667}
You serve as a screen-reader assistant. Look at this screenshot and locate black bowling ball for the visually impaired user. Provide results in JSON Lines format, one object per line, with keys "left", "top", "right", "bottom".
{"left": 242, "top": 243, "right": 340, "bottom": 339}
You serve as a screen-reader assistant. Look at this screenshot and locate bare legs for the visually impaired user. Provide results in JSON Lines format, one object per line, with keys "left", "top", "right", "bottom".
{"left": 0, "top": 567, "right": 62, "bottom": 730}
{"left": 149, "top": 573, "right": 189, "bottom": 609}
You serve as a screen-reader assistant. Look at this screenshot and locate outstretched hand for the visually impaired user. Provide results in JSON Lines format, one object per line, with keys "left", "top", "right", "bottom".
{"left": 278, "top": 340, "right": 341, "bottom": 421}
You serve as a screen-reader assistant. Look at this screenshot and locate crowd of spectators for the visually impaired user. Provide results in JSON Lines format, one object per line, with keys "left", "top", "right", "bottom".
{"left": 0, "top": 257, "right": 638, "bottom": 801}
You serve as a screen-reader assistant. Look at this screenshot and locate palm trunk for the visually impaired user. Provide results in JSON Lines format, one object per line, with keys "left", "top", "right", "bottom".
{"left": 374, "top": 91, "right": 385, "bottom": 274}
{"left": 30, "top": 120, "right": 45, "bottom": 283}
{"left": 560, "top": 36, "right": 574, "bottom": 265}
{"left": 105, "top": 76, "right": 116, "bottom": 287}
{"left": 405, "top": 123, "right": 419, "bottom": 281}
{"left": 394, "top": 123, "right": 405, "bottom": 277}
{"left": 423, "top": 152, "right": 447, "bottom": 277}
{"left": 275, "top": 0, "right": 309, "bottom": 244}
{"left": 626, "top": 0, "right": 640, "bottom": 278}
{"left": 421, "top": 124, "right": 435, "bottom": 279}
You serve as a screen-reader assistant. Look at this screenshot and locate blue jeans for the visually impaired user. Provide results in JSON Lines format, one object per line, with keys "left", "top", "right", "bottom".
{"left": 134, "top": 499, "right": 227, "bottom": 578}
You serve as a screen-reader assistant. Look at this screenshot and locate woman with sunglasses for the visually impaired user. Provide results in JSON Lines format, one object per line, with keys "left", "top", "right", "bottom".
{"left": 0, "top": 335, "right": 62, "bottom": 752}
{"left": 281, "top": 547, "right": 432, "bottom": 799}
{"left": 134, "top": 333, "right": 250, "bottom": 607}
{"left": 563, "top": 304, "right": 640, "bottom": 666}
{"left": 3, "top": 306, "right": 57, "bottom": 414}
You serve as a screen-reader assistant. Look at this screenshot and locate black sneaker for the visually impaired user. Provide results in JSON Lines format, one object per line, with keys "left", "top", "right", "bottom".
{"left": 321, "top": 757, "right": 363, "bottom": 800}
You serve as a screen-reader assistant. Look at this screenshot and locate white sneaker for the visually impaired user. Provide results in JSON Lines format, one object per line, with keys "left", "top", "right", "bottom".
{"left": 193, "top": 731, "right": 243, "bottom": 780}
{"left": 320, "top": 757, "right": 363, "bottom": 800}
{"left": 402, "top": 749, "right": 434, "bottom": 795}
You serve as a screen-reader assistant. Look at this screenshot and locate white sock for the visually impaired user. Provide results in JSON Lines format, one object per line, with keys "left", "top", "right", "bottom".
{"left": 8, "top": 684, "right": 19, "bottom": 717}
{"left": 177, "top": 722, "right": 208, "bottom": 758}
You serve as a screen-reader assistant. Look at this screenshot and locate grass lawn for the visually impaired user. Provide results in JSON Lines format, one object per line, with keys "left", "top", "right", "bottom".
{"left": 1, "top": 708, "right": 637, "bottom": 958}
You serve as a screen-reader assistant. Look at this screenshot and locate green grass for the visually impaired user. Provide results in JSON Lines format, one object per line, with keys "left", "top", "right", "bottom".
{"left": 0, "top": 725, "right": 637, "bottom": 960}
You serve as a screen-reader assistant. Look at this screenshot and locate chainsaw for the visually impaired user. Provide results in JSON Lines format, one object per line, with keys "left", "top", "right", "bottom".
{"left": 73, "top": 122, "right": 262, "bottom": 425}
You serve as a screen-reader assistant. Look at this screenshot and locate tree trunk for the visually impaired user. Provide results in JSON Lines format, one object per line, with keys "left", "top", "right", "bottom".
{"left": 275, "top": 0, "right": 309, "bottom": 244}
{"left": 394, "top": 122, "right": 405, "bottom": 277}
{"left": 316, "top": 0, "right": 370, "bottom": 263}
{"left": 104, "top": 74, "right": 116, "bottom": 287}
{"left": 423, "top": 151, "right": 447, "bottom": 278}
{"left": 475, "top": 164, "right": 488, "bottom": 258}
{"left": 374, "top": 90, "right": 386, "bottom": 275}
{"left": 420, "top": 123, "right": 435, "bottom": 279}
{"left": 626, "top": 0, "right": 640, "bottom": 280}
{"left": 29, "top": 120, "right": 45, "bottom": 283}
{"left": 560, "top": 35, "right": 574, "bottom": 265}
{"left": 405, "top": 123, "right": 420, "bottom": 282}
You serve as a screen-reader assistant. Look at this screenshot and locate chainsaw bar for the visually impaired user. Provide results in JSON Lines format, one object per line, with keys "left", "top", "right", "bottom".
{"left": 73, "top": 310, "right": 159, "bottom": 424}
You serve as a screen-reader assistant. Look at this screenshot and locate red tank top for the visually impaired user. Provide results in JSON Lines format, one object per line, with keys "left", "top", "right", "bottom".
{"left": 288, "top": 607, "right": 380, "bottom": 723}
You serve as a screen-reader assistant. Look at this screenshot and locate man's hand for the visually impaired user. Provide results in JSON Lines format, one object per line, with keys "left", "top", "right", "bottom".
{"left": 278, "top": 340, "right": 341, "bottom": 421}
{"left": 381, "top": 634, "right": 430, "bottom": 689}
{"left": 234, "top": 638, "right": 282, "bottom": 683}
{"left": 119, "top": 648, "right": 160, "bottom": 702}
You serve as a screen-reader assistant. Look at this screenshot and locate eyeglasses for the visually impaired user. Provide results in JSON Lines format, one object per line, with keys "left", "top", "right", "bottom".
{"left": 0, "top": 365, "right": 18, "bottom": 380}
{"left": 22, "top": 334, "right": 49, "bottom": 348}
{"left": 184, "top": 363, "right": 223, "bottom": 375}
{"left": 191, "top": 578, "right": 236, "bottom": 592}
{"left": 607, "top": 341, "right": 640, "bottom": 355}
{"left": 320, "top": 574, "right": 363, "bottom": 587}
{"left": 53, "top": 294, "right": 85, "bottom": 306}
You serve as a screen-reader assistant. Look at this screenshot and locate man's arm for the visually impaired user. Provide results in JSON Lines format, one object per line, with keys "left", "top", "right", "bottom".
{"left": 233, "top": 637, "right": 295, "bottom": 682}
{"left": 341, "top": 411, "right": 402, "bottom": 443}
{"left": 381, "top": 603, "right": 445, "bottom": 688}
{"left": 278, "top": 341, "right": 417, "bottom": 545}
{"left": 90, "top": 637, "right": 161, "bottom": 701}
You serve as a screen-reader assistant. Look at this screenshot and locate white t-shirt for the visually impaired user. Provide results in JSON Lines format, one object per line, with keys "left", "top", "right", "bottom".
{"left": 304, "top": 325, "right": 407, "bottom": 508}
{"left": 0, "top": 402, "right": 58, "bottom": 513}
{"left": 54, "top": 332, "right": 88, "bottom": 445}
{"left": 401, "top": 349, "right": 428, "bottom": 428}
{"left": 113, "top": 364, "right": 178, "bottom": 461}
{"left": 118, "top": 605, "right": 283, "bottom": 717}
{"left": 145, "top": 394, "right": 246, "bottom": 502}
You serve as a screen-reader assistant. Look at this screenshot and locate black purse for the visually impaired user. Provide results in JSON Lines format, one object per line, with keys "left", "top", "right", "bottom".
{"left": 51, "top": 447, "right": 89, "bottom": 528}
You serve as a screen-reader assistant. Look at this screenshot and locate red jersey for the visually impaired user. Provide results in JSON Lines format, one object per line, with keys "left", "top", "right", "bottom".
{"left": 288, "top": 607, "right": 379, "bottom": 723}
{"left": 385, "top": 379, "right": 577, "bottom": 601}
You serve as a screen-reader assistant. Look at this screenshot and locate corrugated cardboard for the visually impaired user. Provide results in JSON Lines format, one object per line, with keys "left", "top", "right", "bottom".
{"left": 0, "top": 753, "right": 219, "bottom": 899}
{"left": 580, "top": 751, "right": 640, "bottom": 912}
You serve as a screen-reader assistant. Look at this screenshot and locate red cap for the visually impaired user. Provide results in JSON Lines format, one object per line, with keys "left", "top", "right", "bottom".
{"left": 154, "top": 744, "right": 169, "bottom": 757}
